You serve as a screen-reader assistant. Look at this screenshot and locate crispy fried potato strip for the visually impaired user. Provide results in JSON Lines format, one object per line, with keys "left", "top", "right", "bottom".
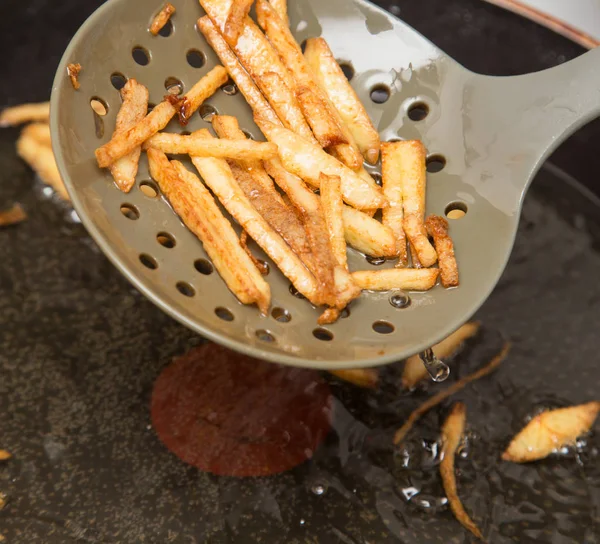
{"left": 0, "top": 204, "right": 27, "bottom": 227}
{"left": 190, "top": 131, "right": 321, "bottom": 304}
{"left": 224, "top": 0, "right": 255, "bottom": 44}
{"left": 109, "top": 79, "right": 149, "bottom": 193}
{"left": 269, "top": 0, "right": 289, "bottom": 26}
{"left": 393, "top": 342, "right": 510, "bottom": 445}
{"left": 320, "top": 173, "right": 347, "bottom": 270}
{"left": 240, "top": 230, "right": 270, "bottom": 275}
{"left": 199, "top": 0, "right": 314, "bottom": 140}
{"left": 145, "top": 132, "right": 278, "bottom": 160}
{"left": 150, "top": 2, "right": 176, "bottom": 35}
{"left": 304, "top": 37, "right": 380, "bottom": 165}
{"left": 256, "top": 0, "right": 363, "bottom": 165}
{"left": 22, "top": 122, "right": 51, "bottom": 147}
{"left": 426, "top": 214, "right": 459, "bottom": 288}
{"left": 0, "top": 450, "right": 11, "bottom": 461}
{"left": 17, "top": 131, "right": 70, "bottom": 201}
{"left": 352, "top": 269, "right": 439, "bottom": 292}
{"left": 381, "top": 141, "right": 408, "bottom": 266}
{"left": 329, "top": 369, "right": 379, "bottom": 389}
{"left": 502, "top": 402, "right": 600, "bottom": 463}
{"left": 148, "top": 149, "right": 271, "bottom": 313}
{"left": 178, "top": 65, "right": 228, "bottom": 125}
{"left": 440, "top": 403, "right": 484, "bottom": 541}
{"left": 397, "top": 140, "right": 437, "bottom": 267}
{"left": 67, "top": 63, "right": 82, "bottom": 90}
{"left": 95, "top": 101, "right": 176, "bottom": 167}
{"left": 212, "top": 115, "right": 314, "bottom": 272}
{"left": 197, "top": 16, "right": 282, "bottom": 127}
{"left": 0, "top": 102, "right": 50, "bottom": 127}
{"left": 402, "top": 322, "right": 481, "bottom": 389}
{"left": 261, "top": 121, "right": 386, "bottom": 210}
{"left": 342, "top": 206, "right": 397, "bottom": 257}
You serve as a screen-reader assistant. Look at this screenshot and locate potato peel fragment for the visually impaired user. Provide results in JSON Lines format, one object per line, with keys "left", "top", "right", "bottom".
{"left": 440, "top": 403, "right": 484, "bottom": 541}
{"left": 502, "top": 401, "right": 600, "bottom": 463}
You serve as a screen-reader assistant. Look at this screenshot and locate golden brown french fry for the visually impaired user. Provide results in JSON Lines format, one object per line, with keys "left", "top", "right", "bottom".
{"left": 502, "top": 402, "right": 600, "bottom": 464}
{"left": 426, "top": 215, "right": 459, "bottom": 288}
{"left": 240, "top": 230, "right": 270, "bottom": 275}
{"left": 256, "top": 0, "right": 364, "bottom": 165}
{"left": 0, "top": 204, "right": 27, "bottom": 227}
{"left": 0, "top": 102, "right": 50, "bottom": 127}
{"left": 440, "top": 403, "right": 484, "bottom": 541}
{"left": 0, "top": 450, "right": 11, "bottom": 461}
{"left": 22, "top": 123, "right": 51, "bottom": 147}
{"left": 381, "top": 142, "right": 408, "bottom": 267}
{"left": 304, "top": 37, "right": 380, "bottom": 165}
{"left": 402, "top": 322, "right": 481, "bottom": 389}
{"left": 197, "top": 16, "right": 282, "bottom": 127}
{"left": 396, "top": 140, "right": 437, "bottom": 267}
{"left": 67, "top": 63, "right": 82, "bottom": 90}
{"left": 95, "top": 101, "right": 176, "bottom": 168}
{"left": 328, "top": 369, "right": 379, "bottom": 389}
{"left": 16, "top": 131, "right": 70, "bottom": 201}
{"left": 198, "top": 1, "right": 314, "bottom": 140}
{"left": 211, "top": 115, "right": 314, "bottom": 270}
{"left": 394, "top": 342, "right": 510, "bottom": 445}
{"left": 190, "top": 130, "right": 322, "bottom": 304}
{"left": 342, "top": 206, "right": 397, "bottom": 257}
{"left": 224, "top": 0, "right": 255, "bottom": 44}
{"left": 260, "top": 121, "right": 386, "bottom": 210}
{"left": 320, "top": 173, "right": 347, "bottom": 270}
{"left": 149, "top": 2, "right": 176, "bottom": 35}
{"left": 352, "top": 269, "right": 438, "bottom": 291}
{"left": 147, "top": 149, "right": 271, "bottom": 314}
{"left": 269, "top": 0, "right": 289, "bottom": 26}
{"left": 178, "top": 65, "right": 228, "bottom": 125}
{"left": 144, "top": 132, "right": 278, "bottom": 160}
{"left": 109, "top": 79, "right": 149, "bottom": 193}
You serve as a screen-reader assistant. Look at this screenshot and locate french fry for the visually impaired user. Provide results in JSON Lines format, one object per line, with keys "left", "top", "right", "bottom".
{"left": 147, "top": 149, "right": 271, "bottom": 314}
{"left": 109, "top": 79, "right": 149, "bottom": 193}
{"left": 240, "top": 230, "right": 270, "bottom": 275}
{"left": 304, "top": 37, "right": 380, "bottom": 165}
{"left": 22, "top": 123, "right": 51, "bottom": 147}
{"left": 197, "top": 16, "right": 282, "bottom": 127}
{"left": 149, "top": 2, "right": 176, "bottom": 35}
{"left": 440, "top": 403, "right": 484, "bottom": 541}
{"left": 198, "top": 1, "right": 314, "bottom": 140}
{"left": 0, "top": 450, "right": 11, "bottom": 461}
{"left": 426, "top": 215, "right": 459, "bottom": 288}
{"left": 328, "top": 369, "right": 379, "bottom": 389}
{"left": 318, "top": 308, "right": 341, "bottom": 325}
{"left": 211, "top": 115, "right": 314, "bottom": 270}
{"left": 67, "top": 63, "right": 82, "bottom": 90}
{"left": 0, "top": 204, "right": 27, "bottom": 227}
{"left": 260, "top": 121, "right": 386, "bottom": 210}
{"left": 320, "top": 173, "right": 347, "bottom": 270}
{"left": 0, "top": 102, "right": 50, "bottom": 127}
{"left": 352, "top": 269, "right": 439, "bottom": 291}
{"left": 397, "top": 140, "right": 437, "bottom": 267}
{"left": 269, "top": 0, "right": 289, "bottom": 26}
{"left": 256, "top": 0, "right": 362, "bottom": 164}
{"left": 16, "top": 131, "right": 70, "bottom": 201}
{"left": 264, "top": 157, "right": 360, "bottom": 310}
{"left": 402, "top": 322, "right": 481, "bottom": 389}
{"left": 95, "top": 101, "right": 176, "bottom": 168}
{"left": 502, "top": 402, "right": 600, "bottom": 464}
{"left": 342, "top": 205, "right": 397, "bottom": 257}
{"left": 381, "top": 142, "right": 408, "bottom": 266}
{"left": 190, "top": 130, "right": 322, "bottom": 304}
{"left": 224, "top": 0, "right": 255, "bottom": 44}
{"left": 178, "top": 65, "right": 228, "bottom": 125}
{"left": 144, "top": 132, "right": 278, "bottom": 160}
{"left": 393, "top": 342, "right": 510, "bottom": 445}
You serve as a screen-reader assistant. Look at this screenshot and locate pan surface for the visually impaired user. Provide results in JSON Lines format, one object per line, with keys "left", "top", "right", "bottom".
{"left": 1, "top": 1, "right": 599, "bottom": 542}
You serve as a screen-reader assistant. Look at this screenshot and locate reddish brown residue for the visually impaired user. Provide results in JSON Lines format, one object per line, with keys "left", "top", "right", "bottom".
{"left": 151, "top": 343, "right": 332, "bottom": 477}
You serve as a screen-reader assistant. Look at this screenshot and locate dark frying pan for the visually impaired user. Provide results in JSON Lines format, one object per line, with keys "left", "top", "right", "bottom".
{"left": 0, "top": 1, "right": 599, "bottom": 542}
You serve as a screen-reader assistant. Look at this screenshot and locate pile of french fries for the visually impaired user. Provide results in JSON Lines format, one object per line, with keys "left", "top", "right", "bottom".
{"left": 89, "top": 0, "right": 460, "bottom": 323}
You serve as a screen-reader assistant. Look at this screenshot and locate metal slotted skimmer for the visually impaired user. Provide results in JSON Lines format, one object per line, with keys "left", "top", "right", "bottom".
{"left": 51, "top": 0, "right": 600, "bottom": 370}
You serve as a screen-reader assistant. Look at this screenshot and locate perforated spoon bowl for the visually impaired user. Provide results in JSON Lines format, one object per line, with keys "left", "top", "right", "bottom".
{"left": 50, "top": 0, "right": 600, "bottom": 370}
